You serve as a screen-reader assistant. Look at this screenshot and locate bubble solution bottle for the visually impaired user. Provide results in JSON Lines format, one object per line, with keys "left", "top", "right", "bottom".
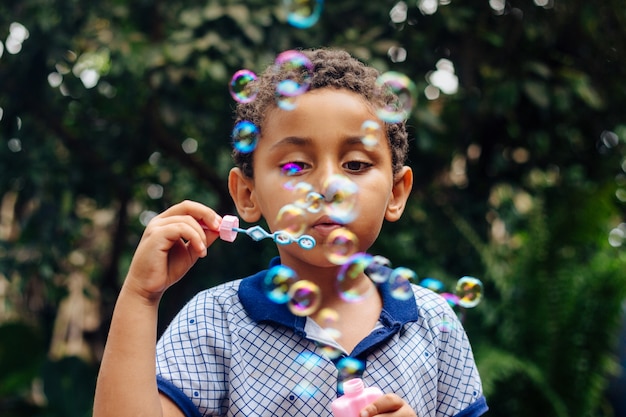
{"left": 331, "top": 378, "right": 383, "bottom": 417}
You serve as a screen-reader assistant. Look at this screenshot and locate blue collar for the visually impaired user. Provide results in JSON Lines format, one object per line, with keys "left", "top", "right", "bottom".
{"left": 238, "top": 257, "right": 419, "bottom": 357}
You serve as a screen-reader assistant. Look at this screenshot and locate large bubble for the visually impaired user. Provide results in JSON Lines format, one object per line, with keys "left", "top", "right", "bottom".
{"left": 375, "top": 71, "right": 417, "bottom": 123}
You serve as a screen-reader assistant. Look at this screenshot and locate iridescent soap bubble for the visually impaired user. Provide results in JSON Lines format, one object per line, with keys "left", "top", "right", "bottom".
{"left": 276, "top": 203, "right": 308, "bottom": 237}
{"left": 336, "top": 253, "right": 375, "bottom": 302}
{"left": 419, "top": 277, "right": 445, "bottom": 293}
{"left": 281, "top": 162, "right": 303, "bottom": 176}
{"left": 229, "top": 69, "right": 258, "bottom": 103}
{"left": 365, "top": 255, "right": 392, "bottom": 284}
{"left": 264, "top": 265, "right": 298, "bottom": 304}
{"left": 316, "top": 308, "right": 341, "bottom": 339}
{"left": 285, "top": 0, "right": 324, "bottom": 29}
{"left": 435, "top": 314, "right": 458, "bottom": 333}
{"left": 304, "top": 191, "right": 324, "bottom": 213}
{"left": 360, "top": 120, "right": 383, "bottom": 150}
{"left": 324, "top": 228, "right": 359, "bottom": 265}
{"left": 274, "top": 50, "right": 314, "bottom": 109}
{"left": 337, "top": 357, "right": 365, "bottom": 393}
{"left": 288, "top": 280, "right": 321, "bottom": 316}
{"left": 455, "top": 276, "right": 483, "bottom": 308}
{"left": 232, "top": 120, "right": 259, "bottom": 153}
{"left": 441, "top": 292, "right": 460, "bottom": 308}
{"left": 375, "top": 71, "right": 417, "bottom": 123}
{"left": 389, "top": 267, "right": 416, "bottom": 301}
{"left": 322, "top": 174, "right": 359, "bottom": 224}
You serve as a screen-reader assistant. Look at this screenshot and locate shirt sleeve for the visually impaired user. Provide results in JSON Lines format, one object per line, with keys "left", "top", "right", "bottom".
{"left": 156, "top": 288, "right": 233, "bottom": 417}
{"left": 429, "top": 299, "right": 488, "bottom": 417}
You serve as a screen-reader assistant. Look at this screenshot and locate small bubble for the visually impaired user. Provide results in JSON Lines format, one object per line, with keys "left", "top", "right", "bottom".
{"left": 232, "top": 121, "right": 259, "bottom": 153}
{"left": 389, "top": 267, "right": 416, "bottom": 300}
{"left": 441, "top": 292, "right": 460, "bottom": 308}
{"left": 264, "top": 265, "right": 299, "bottom": 304}
{"left": 288, "top": 280, "right": 322, "bottom": 316}
{"left": 455, "top": 276, "right": 483, "bottom": 308}
{"left": 229, "top": 69, "right": 258, "bottom": 103}
{"left": 337, "top": 357, "right": 365, "bottom": 392}
{"left": 273, "top": 50, "right": 314, "bottom": 107}
{"left": 322, "top": 174, "right": 359, "bottom": 224}
{"left": 281, "top": 162, "right": 303, "bottom": 176}
{"left": 316, "top": 308, "right": 341, "bottom": 339}
{"left": 375, "top": 71, "right": 417, "bottom": 123}
{"left": 285, "top": 0, "right": 324, "bottom": 29}
{"left": 419, "top": 277, "right": 445, "bottom": 293}
{"left": 324, "top": 228, "right": 359, "bottom": 265}
{"left": 276, "top": 203, "right": 308, "bottom": 237}
{"left": 336, "top": 253, "right": 375, "bottom": 302}
{"left": 360, "top": 120, "right": 383, "bottom": 150}
{"left": 365, "top": 255, "right": 392, "bottom": 284}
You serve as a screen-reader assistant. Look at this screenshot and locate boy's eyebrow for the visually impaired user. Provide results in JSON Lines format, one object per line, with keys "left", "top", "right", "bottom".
{"left": 269, "top": 136, "right": 371, "bottom": 150}
{"left": 268, "top": 136, "right": 312, "bottom": 150}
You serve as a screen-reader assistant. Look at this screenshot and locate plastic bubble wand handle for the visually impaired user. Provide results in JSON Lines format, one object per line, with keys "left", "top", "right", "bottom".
{"left": 202, "top": 215, "right": 316, "bottom": 250}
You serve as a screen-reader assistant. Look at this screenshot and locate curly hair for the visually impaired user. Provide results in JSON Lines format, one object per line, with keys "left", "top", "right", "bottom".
{"left": 232, "top": 48, "right": 409, "bottom": 177}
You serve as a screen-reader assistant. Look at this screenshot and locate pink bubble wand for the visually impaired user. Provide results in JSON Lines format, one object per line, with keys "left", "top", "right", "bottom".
{"left": 201, "top": 215, "right": 316, "bottom": 250}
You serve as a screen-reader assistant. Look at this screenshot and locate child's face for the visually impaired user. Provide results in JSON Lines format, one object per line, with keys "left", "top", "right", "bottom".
{"left": 230, "top": 87, "right": 412, "bottom": 269}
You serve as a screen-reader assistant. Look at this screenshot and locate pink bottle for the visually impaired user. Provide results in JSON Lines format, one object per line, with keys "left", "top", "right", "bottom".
{"left": 331, "top": 378, "right": 383, "bottom": 417}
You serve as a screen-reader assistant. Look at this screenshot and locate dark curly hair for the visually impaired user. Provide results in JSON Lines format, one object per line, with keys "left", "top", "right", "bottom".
{"left": 232, "top": 48, "right": 409, "bottom": 177}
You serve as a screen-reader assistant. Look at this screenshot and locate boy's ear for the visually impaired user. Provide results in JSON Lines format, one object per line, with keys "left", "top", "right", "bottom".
{"left": 228, "top": 167, "right": 262, "bottom": 222}
{"left": 385, "top": 166, "right": 413, "bottom": 222}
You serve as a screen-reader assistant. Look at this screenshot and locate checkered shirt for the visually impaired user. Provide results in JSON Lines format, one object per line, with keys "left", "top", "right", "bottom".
{"left": 156, "top": 258, "right": 488, "bottom": 417}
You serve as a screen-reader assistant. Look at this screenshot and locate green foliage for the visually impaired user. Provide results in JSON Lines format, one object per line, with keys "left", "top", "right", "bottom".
{"left": 1, "top": 1, "right": 626, "bottom": 416}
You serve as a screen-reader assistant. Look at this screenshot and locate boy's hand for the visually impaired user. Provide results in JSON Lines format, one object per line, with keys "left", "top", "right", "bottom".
{"left": 124, "top": 200, "right": 222, "bottom": 302}
{"left": 359, "top": 394, "right": 417, "bottom": 417}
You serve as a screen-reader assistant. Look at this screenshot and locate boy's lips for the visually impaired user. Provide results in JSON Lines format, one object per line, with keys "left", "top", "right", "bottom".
{"left": 311, "top": 216, "right": 343, "bottom": 238}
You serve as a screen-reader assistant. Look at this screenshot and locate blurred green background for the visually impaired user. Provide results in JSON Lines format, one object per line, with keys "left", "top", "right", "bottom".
{"left": 1, "top": 1, "right": 626, "bottom": 416}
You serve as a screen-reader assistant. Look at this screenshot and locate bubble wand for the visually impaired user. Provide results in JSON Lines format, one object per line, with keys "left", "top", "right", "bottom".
{"left": 201, "top": 215, "right": 316, "bottom": 250}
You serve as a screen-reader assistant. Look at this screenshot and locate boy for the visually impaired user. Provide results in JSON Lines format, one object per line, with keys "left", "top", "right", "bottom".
{"left": 93, "top": 48, "right": 488, "bottom": 417}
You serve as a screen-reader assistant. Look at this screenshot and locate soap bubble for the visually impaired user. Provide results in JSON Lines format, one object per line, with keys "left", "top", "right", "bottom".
{"left": 276, "top": 203, "right": 308, "bottom": 237}
{"left": 316, "top": 308, "right": 341, "bottom": 339}
{"left": 322, "top": 174, "right": 359, "bottom": 224}
{"left": 285, "top": 0, "right": 324, "bottom": 29}
{"left": 389, "top": 267, "right": 416, "bottom": 300}
{"left": 435, "top": 314, "right": 458, "bottom": 333}
{"left": 441, "top": 292, "right": 460, "bottom": 308}
{"left": 232, "top": 120, "right": 259, "bottom": 153}
{"left": 274, "top": 50, "right": 314, "bottom": 109}
{"left": 324, "top": 228, "right": 359, "bottom": 265}
{"left": 229, "top": 69, "right": 258, "bottom": 103}
{"left": 375, "top": 71, "right": 417, "bottom": 123}
{"left": 365, "top": 255, "right": 392, "bottom": 284}
{"left": 455, "top": 276, "right": 483, "bottom": 308}
{"left": 337, "top": 357, "right": 365, "bottom": 392}
{"left": 419, "top": 277, "right": 445, "bottom": 293}
{"left": 264, "top": 265, "right": 298, "bottom": 304}
{"left": 304, "top": 192, "right": 324, "bottom": 213}
{"left": 288, "top": 280, "right": 321, "bottom": 316}
{"left": 336, "top": 253, "right": 375, "bottom": 302}
{"left": 360, "top": 120, "right": 383, "bottom": 150}
{"left": 281, "top": 162, "right": 304, "bottom": 176}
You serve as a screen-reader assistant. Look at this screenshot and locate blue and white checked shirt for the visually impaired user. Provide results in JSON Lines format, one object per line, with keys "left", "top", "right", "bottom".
{"left": 156, "top": 258, "right": 488, "bottom": 417}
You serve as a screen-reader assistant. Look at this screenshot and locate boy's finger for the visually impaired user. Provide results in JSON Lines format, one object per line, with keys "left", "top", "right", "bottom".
{"left": 159, "top": 200, "right": 223, "bottom": 231}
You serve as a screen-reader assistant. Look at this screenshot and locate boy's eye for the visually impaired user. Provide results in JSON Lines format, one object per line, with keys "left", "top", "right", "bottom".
{"left": 343, "top": 161, "right": 372, "bottom": 172}
{"left": 280, "top": 162, "right": 307, "bottom": 176}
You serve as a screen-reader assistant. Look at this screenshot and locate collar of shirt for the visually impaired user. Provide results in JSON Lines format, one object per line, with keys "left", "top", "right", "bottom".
{"left": 238, "top": 257, "right": 419, "bottom": 358}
